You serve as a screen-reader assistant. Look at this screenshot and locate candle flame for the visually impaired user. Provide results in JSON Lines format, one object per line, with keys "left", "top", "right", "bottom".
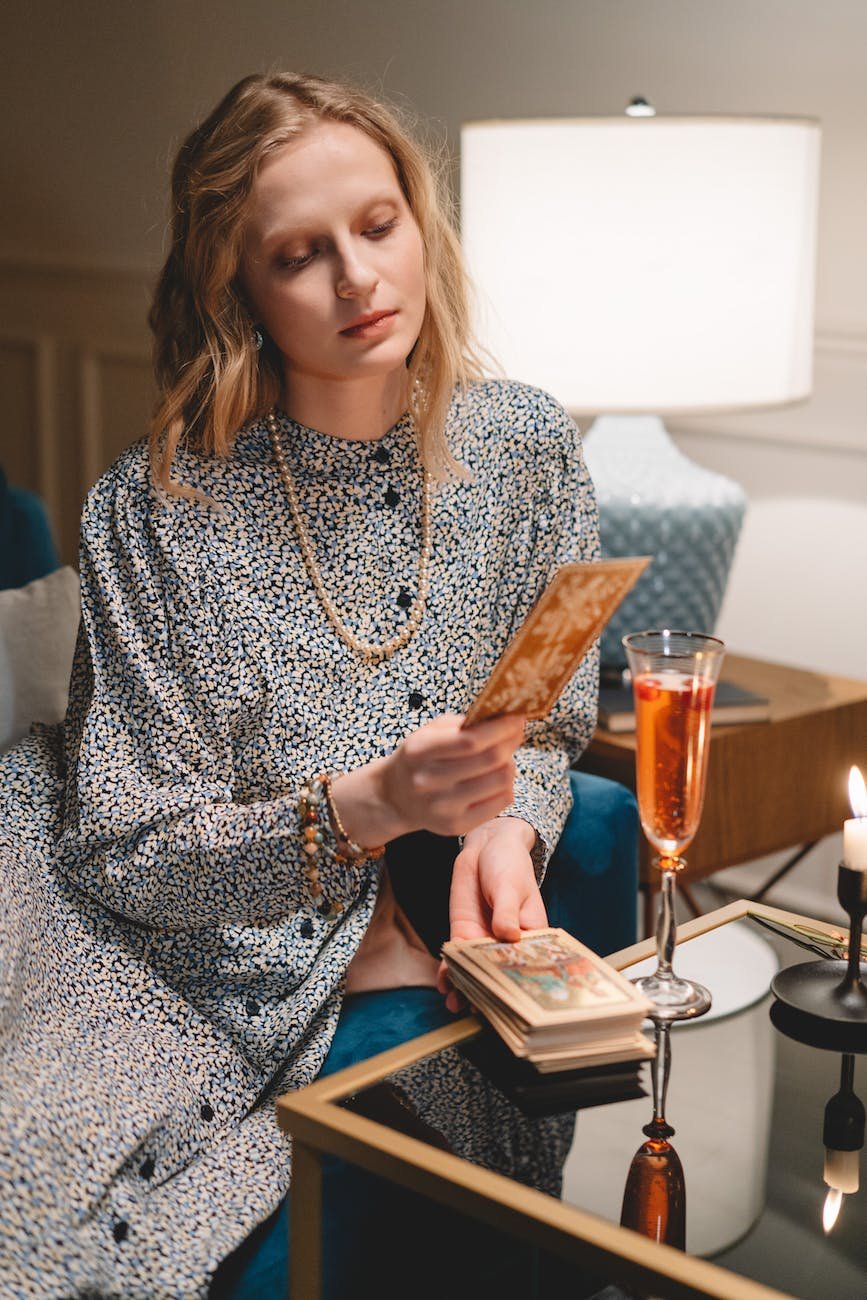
{"left": 823, "top": 1186, "right": 843, "bottom": 1232}
{"left": 849, "top": 766, "right": 867, "bottom": 819}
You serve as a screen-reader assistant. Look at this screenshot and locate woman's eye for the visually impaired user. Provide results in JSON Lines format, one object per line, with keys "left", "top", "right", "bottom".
{"left": 365, "top": 217, "right": 398, "bottom": 238}
{"left": 279, "top": 249, "right": 316, "bottom": 270}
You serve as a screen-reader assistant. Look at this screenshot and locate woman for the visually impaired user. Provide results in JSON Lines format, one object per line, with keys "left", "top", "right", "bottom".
{"left": 0, "top": 72, "right": 599, "bottom": 1297}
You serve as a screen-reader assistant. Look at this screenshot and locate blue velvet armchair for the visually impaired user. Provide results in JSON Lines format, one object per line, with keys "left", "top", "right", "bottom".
{"left": 0, "top": 466, "right": 59, "bottom": 591}
{"left": 544, "top": 768, "right": 639, "bottom": 956}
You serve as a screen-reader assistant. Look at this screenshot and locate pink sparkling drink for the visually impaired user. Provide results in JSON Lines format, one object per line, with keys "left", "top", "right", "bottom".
{"left": 634, "top": 671, "right": 716, "bottom": 860}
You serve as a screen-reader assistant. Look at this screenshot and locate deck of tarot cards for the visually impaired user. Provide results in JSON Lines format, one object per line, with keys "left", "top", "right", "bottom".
{"left": 442, "top": 927, "right": 655, "bottom": 1074}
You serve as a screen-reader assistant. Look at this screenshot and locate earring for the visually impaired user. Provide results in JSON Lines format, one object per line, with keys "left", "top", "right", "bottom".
{"left": 252, "top": 327, "right": 264, "bottom": 352}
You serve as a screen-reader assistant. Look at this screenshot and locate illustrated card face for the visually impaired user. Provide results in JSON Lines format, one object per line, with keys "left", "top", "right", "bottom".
{"left": 463, "top": 557, "right": 650, "bottom": 726}
{"left": 472, "top": 931, "right": 632, "bottom": 1013}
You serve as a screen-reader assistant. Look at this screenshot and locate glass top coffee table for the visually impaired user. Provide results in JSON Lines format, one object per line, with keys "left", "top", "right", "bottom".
{"left": 277, "top": 901, "right": 867, "bottom": 1299}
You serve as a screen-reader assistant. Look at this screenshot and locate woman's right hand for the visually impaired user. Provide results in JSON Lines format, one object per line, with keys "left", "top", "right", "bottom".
{"left": 381, "top": 712, "right": 527, "bottom": 837}
{"left": 330, "top": 713, "right": 526, "bottom": 849}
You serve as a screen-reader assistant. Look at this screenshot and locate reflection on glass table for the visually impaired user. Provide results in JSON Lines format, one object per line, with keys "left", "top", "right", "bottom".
{"left": 568, "top": 916, "right": 779, "bottom": 1260}
{"left": 619, "top": 1017, "right": 686, "bottom": 1251}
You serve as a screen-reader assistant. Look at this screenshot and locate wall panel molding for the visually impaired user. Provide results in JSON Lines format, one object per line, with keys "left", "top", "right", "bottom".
{"left": 0, "top": 330, "right": 62, "bottom": 531}
{"left": 78, "top": 343, "right": 154, "bottom": 497}
{"left": 34, "top": 335, "right": 60, "bottom": 528}
{"left": 0, "top": 260, "right": 153, "bottom": 565}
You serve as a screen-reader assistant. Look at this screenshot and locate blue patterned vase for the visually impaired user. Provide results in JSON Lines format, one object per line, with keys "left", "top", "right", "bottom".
{"left": 581, "top": 416, "right": 747, "bottom": 677}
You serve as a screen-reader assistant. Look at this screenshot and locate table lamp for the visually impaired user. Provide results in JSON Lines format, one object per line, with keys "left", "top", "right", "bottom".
{"left": 460, "top": 105, "right": 821, "bottom": 678}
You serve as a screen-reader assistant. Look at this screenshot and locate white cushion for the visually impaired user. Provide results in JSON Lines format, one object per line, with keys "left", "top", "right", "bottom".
{"left": 0, "top": 566, "right": 80, "bottom": 754}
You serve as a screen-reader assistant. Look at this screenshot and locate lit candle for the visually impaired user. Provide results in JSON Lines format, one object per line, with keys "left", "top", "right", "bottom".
{"left": 843, "top": 766, "right": 867, "bottom": 871}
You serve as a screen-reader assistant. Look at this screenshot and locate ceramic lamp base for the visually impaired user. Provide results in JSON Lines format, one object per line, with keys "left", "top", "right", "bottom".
{"left": 582, "top": 415, "right": 746, "bottom": 676}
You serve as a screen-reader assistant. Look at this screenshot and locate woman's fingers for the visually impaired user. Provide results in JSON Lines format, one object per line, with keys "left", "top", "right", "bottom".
{"left": 383, "top": 711, "right": 527, "bottom": 837}
{"left": 429, "top": 790, "right": 516, "bottom": 838}
{"left": 451, "top": 819, "right": 545, "bottom": 940}
{"left": 448, "top": 851, "right": 490, "bottom": 942}
{"left": 439, "top": 822, "right": 544, "bottom": 1014}
{"left": 403, "top": 712, "right": 525, "bottom": 766}
{"left": 436, "top": 960, "right": 467, "bottom": 1015}
{"left": 487, "top": 877, "right": 524, "bottom": 943}
{"left": 409, "top": 743, "right": 518, "bottom": 788}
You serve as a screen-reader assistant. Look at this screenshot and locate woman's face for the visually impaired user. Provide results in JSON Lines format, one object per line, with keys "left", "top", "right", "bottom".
{"left": 240, "top": 120, "right": 427, "bottom": 390}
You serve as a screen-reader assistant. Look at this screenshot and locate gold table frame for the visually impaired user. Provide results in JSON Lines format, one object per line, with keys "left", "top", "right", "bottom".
{"left": 277, "top": 900, "right": 854, "bottom": 1300}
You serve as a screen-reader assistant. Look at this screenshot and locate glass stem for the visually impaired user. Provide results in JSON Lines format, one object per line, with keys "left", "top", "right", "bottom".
{"left": 652, "top": 1021, "right": 671, "bottom": 1125}
{"left": 656, "top": 864, "right": 678, "bottom": 981}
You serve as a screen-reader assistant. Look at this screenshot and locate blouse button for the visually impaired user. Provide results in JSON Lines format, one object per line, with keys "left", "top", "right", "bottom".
{"left": 384, "top": 486, "right": 400, "bottom": 507}
{"left": 372, "top": 445, "right": 391, "bottom": 464}
{"left": 408, "top": 692, "right": 425, "bottom": 710}
{"left": 300, "top": 919, "right": 314, "bottom": 939}
{"left": 396, "top": 589, "right": 412, "bottom": 609}
{"left": 113, "top": 1220, "right": 129, "bottom": 1243}
{"left": 245, "top": 998, "right": 261, "bottom": 1016}
{"left": 201, "top": 1103, "right": 215, "bottom": 1121}
{"left": 139, "top": 1156, "right": 155, "bottom": 1180}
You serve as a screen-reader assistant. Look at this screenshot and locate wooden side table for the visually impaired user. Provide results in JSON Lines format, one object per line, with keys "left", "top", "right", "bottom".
{"left": 577, "top": 654, "right": 867, "bottom": 935}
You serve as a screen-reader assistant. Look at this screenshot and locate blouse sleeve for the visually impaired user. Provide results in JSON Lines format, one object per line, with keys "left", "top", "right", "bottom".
{"left": 56, "top": 460, "right": 353, "bottom": 931}
{"left": 496, "top": 390, "right": 601, "bottom": 877}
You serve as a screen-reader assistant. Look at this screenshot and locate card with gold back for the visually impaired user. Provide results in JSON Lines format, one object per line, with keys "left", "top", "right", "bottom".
{"left": 463, "top": 556, "right": 651, "bottom": 726}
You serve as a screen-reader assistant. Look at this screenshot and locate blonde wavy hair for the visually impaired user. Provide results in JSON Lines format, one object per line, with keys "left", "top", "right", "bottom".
{"left": 148, "top": 70, "right": 485, "bottom": 492}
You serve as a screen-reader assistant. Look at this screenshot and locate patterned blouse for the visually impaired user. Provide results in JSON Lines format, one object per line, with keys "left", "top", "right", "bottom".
{"left": 0, "top": 378, "right": 600, "bottom": 1296}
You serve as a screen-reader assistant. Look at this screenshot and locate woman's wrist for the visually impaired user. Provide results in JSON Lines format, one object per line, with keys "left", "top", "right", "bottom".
{"left": 329, "top": 759, "right": 412, "bottom": 851}
{"left": 463, "top": 815, "right": 537, "bottom": 852}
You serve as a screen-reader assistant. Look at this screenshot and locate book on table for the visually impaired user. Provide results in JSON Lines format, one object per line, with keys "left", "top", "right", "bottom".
{"left": 441, "top": 927, "right": 655, "bottom": 1075}
{"left": 597, "top": 676, "right": 771, "bottom": 734}
{"left": 459, "top": 1026, "right": 649, "bottom": 1117}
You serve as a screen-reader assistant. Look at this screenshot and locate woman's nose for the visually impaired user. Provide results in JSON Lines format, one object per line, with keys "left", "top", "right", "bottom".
{"left": 335, "top": 246, "right": 379, "bottom": 298}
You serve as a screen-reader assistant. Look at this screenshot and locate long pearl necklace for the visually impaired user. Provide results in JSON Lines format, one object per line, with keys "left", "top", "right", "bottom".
{"left": 266, "top": 409, "right": 433, "bottom": 663}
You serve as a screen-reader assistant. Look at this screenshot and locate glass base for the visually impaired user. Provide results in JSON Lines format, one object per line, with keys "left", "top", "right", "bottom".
{"left": 632, "top": 972, "right": 712, "bottom": 1023}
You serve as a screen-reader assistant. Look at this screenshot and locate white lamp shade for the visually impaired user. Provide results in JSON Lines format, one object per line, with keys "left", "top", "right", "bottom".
{"left": 460, "top": 117, "right": 821, "bottom": 413}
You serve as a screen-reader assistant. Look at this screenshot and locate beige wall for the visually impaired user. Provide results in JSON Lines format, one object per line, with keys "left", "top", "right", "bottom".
{"left": 2, "top": 0, "right": 866, "bottom": 665}
{"left": 4, "top": 1, "right": 866, "bottom": 309}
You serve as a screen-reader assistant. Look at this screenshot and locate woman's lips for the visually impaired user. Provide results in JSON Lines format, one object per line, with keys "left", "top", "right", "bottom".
{"left": 340, "top": 310, "right": 398, "bottom": 338}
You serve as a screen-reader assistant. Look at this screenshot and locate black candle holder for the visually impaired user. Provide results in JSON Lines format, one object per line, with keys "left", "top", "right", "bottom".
{"left": 771, "top": 864, "right": 867, "bottom": 1024}
{"left": 823, "top": 1054, "right": 865, "bottom": 1172}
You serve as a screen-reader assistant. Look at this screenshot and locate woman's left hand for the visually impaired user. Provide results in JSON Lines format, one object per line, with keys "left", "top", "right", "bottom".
{"left": 436, "top": 817, "right": 547, "bottom": 1013}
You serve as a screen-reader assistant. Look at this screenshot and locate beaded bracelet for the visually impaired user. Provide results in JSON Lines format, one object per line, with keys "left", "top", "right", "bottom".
{"left": 322, "top": 771, "right": 385, "bottom": 864}
{"left": 298, "top": 777, "right": 334, "bottom": 915}
{"left": 298, "top": 775, "right": 384, "bottom": 918}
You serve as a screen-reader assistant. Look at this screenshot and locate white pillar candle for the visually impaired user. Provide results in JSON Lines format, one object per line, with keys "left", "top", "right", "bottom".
{"left": 844, "top": 767, "right": 867, "bottom": 871}
{"left": 845, "top": 820, "right": 867, "bottom": 871}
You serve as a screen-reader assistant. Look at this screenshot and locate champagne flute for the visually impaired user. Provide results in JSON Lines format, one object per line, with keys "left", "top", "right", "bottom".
{"left": 623, "top": 629, "right": 725, "bottom": 1019}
